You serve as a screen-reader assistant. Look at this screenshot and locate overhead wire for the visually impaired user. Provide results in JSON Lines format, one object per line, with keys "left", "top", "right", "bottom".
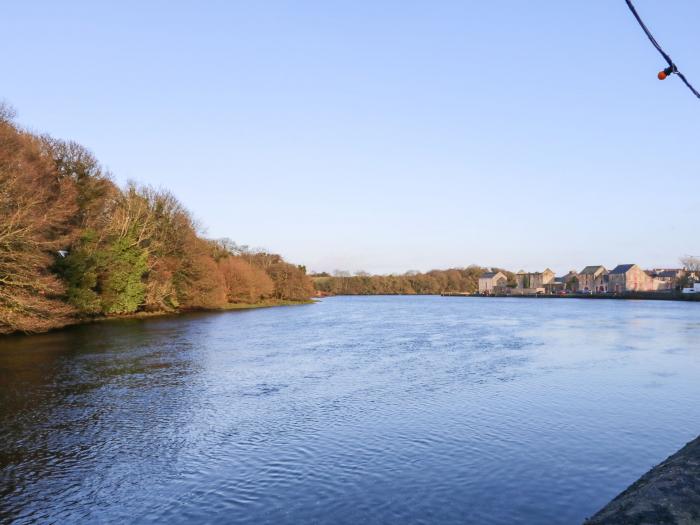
{"left": 624, "top": 0, "right": 700, "bottom": 99}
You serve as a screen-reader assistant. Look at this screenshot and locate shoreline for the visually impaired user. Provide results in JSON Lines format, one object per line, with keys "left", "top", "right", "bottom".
{"left": 585, "top": 434, "right": 700, "bottom": 524}
{"left": 318, "top": 293, "right": 700, "bottom": 302}
{"left": 1, "top": 299, "right": 315, "bottom": 338}
{"left": 442, "top": 292, "right": 700, "bottom": 302}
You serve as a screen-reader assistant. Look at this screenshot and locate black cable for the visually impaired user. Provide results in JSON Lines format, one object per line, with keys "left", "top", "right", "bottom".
{"left": 624, "top": 0, "right": 700, "bottom": 99}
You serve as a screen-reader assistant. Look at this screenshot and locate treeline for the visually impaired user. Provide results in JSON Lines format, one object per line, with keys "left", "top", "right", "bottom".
{"left": 312, "top": 267, "right": 515, "bottom": 296}
{"left": 0, "top": 105, "right": 313, "bottom": 334}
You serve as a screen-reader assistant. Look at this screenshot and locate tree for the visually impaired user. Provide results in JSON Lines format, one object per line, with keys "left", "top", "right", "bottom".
{"left": 0, "top": 103, "right": 314, "bottom": 333}
{"left": 0, "top": 119, "right": 78, "bottom": 333}
{"left": 267, "top": 262, "right": 314, "bottom": 301}
{"left": 98, "top": 236, "right": 148, "bottom": 314}
{"left": 218, "top": 256, "right": 273, "bottom": 303}
{"left": 680, "top": 256, "right": 700, "bottom": 273}
{"left": 54, "top": 231, "right": 102, "bottom": 314}
{"left": 0, "top": 101, "right": 17, "bottom": 123}
{"left": 40, "top": 137, "right": 117, "bottom": 229}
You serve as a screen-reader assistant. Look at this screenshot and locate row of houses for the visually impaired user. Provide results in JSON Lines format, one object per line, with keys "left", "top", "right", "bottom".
{"left": 478, "top": 265, "right": 694, "bottom": 295}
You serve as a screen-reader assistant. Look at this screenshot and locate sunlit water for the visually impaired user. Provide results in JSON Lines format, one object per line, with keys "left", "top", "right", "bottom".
{"left": 1, "top": 296, "right": 699, "bottom": 524}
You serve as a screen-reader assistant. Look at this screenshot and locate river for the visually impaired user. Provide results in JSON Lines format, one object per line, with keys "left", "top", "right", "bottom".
{"left": 1, "top": 296, "right": 699, "bottom": 524}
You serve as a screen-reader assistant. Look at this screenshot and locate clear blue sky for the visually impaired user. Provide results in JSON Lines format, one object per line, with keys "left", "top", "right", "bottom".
{"left": 5, "top": 1, "right": 699, "bottom": 274}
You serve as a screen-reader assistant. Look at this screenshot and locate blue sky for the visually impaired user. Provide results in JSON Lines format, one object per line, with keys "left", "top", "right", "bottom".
{"left": 4, "top": 1, "right": 699, "bottom": 274}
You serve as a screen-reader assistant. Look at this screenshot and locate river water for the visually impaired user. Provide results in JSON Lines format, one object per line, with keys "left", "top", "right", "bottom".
{"left": 1, "top": 296, "right": 699, "bottom": 524}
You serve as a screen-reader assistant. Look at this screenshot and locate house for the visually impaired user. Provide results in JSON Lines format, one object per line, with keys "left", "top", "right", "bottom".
{"left": 544, "top": 277, "right": 566, "bottom": 295}
{"left": 648, "top": 269, "right": 686, "bottom": 291}
{"left": 578, "top": 266, "right": 608, "bottom": 293}
{"left": 608, "top": 264, "right": 653, "bottom": 292}
{"left": 562, "top": 270, "right": 579, "bottom": 292}
{"left": 515, "top": 268, "right": 555, "bottom": 294}
{"left": 478, "top": 271, "right": 507, "bottom": 294}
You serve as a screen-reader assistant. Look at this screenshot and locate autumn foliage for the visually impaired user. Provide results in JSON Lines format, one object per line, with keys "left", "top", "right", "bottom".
{"left": 0, "top": 106, "right": 313, "bottom": 334}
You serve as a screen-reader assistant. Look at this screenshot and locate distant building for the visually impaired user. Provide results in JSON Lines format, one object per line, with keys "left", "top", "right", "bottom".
{"left": 562, "top": 270, "right": 579, "bottom": 292}
{"left": 544, "top": 277, "right": 566, "bottom": 295}
{"left": 608, "top": 264, "right": 653, "bottom": 292}
{"left": 515, "top": 268, "right": 555, "bottom": 294}
{"left": 578, "top": 266, "right": 608, "bottom": 292}
{"left": 682, "top": 283, "right": 700, "bottom": 294}
{"left": 648, "top": 269, "right": 685, "bottom": 291}
{"left": 478, "top": 271, "right": 507, "bottom": 294}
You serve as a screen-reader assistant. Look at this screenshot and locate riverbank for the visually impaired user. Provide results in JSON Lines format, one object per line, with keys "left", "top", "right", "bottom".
{"left": 319, "top": 292, "right": 700, "bottom": 302}
{"left": 2, "top": 299, "right": 315, "bottom": 337}
{"left": 442, "top": 292, "right": 700, "bottom": 302}
{"left": 87, "top": 299, "right": 316, "bottom": 325}
{"left": 585, "top": 434, "right": 700, "bottom": 524}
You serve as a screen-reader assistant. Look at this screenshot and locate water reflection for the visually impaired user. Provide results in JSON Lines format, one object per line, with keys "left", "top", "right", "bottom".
{"left": 1, "top": 297, "right": 699, "bottom": 524}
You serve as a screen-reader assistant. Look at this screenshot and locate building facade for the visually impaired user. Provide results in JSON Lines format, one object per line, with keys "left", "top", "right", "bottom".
{"left": 562, "top": 270, "right": 579, "bottom": 292}
{"left": 478, "top": 271, "right": 507, "bottom": 294}
{"left": 578, "top": 266, "right": 608, "bottom": 292}
{"left": 648, "top": 269, "right": 686, "bottom": 291}
{"left": 514, "top": 268, "right": 555, "bottom": 294}
{"left": 608, "top": 264, "right": 653, "bottom": 292}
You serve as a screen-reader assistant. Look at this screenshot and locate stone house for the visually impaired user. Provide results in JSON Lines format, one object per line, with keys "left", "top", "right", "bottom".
{"left": 648, "top": 269, "right": 686, "bottom": 291}
{"left": 608, "top": 264, "right": 653, "bottom": 292}
{"left": 578, "top": 266, "right": 608, "bottom": 292}
{"left": 562, "top": 270, "right": 579, "bottom": 292}
{"left": 543, "top": 277, "right": 566, "bottom": 294}
{"left": 515, "top": 268, "right": 555, "bottom": 294}
{"left": 478, "top": 271, "right": 507, "bottom": 294}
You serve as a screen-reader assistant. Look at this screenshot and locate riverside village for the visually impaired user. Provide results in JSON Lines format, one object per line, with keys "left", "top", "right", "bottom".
{"left": 477, "top": 264, "right": 700, "bottom": 298}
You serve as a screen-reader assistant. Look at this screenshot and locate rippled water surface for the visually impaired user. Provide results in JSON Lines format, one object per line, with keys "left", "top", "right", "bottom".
{"left": 1, "top": 296, "right": 700, "bottom": 524}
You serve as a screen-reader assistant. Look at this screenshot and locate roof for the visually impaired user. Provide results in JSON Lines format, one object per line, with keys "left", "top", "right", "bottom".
{"left": 480, "top": 271, "right": 504, "bottom": 279}
{"left": 657, "top": 270, "right": 681, "bottom": 278}
{"left": 580, "top": 265, "right": 605, "bottom": 275}
{"left": 610, "top": 264, "right": 637, "bottom": 274}
{"left": 517, "top": 270, "right": 549, "bottom": 276}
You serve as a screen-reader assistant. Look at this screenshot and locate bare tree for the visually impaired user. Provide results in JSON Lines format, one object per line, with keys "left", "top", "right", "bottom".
{"left": 680, "top": 255, "right": 700, "bottom": 273}
{"left": 0, "top": 118, "right": 78, "bottom": 333}
{"left": 0, "top": 101, "right": 16, "bottom": 123}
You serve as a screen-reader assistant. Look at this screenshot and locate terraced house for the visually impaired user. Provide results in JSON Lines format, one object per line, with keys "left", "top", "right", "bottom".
{"left": 578, "top": 266, "right": 608, "bottom": 293}
{"left": 514, "top": 268, "right": 555, "bottom": 294}
{"left": 608, "top": 264, "right": 653, "bottom": 292}
{"left": 649, "top": 269, "right": 686, "bottom": 291}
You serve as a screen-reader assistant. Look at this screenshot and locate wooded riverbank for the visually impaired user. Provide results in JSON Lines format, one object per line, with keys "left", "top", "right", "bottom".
{"left": 0, "top": 106, "right": 314, "bottom": 335}
{"left": 0, "top": 300, "right": 315, "bottom": 338}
